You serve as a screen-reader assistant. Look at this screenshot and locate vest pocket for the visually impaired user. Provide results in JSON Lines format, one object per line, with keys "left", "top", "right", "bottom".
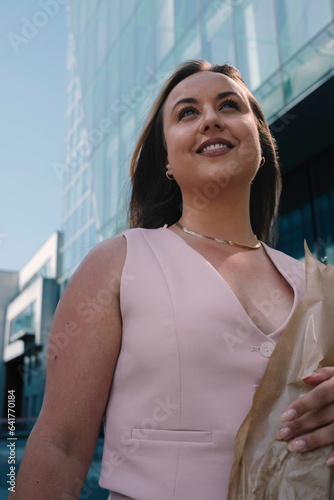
{"left": 131, "top": 428, "right": 212, "bottom": 443}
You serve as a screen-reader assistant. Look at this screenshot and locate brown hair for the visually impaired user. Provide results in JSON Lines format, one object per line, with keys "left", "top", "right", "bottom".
{"left": 129, "top": 60, "right": 281, "bottom": 243}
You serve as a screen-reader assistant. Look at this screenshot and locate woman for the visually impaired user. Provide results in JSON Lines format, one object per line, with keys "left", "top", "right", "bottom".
{"left": 11, "top": 60, "right": 334, "bottom": 500}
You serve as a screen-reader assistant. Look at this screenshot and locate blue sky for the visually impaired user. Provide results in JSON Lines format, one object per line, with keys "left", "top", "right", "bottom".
{"left": 0, "top": 0, "right": 68, "bottom": 271}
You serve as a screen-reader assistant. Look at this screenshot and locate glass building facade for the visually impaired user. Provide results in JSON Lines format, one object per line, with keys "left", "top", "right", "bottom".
{"left": 59, "top": 0, "right": 334, "bottom": 288}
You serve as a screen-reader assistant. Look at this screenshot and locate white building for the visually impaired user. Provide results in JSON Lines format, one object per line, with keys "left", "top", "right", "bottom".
{"left": 1, "top": 232, "right": 62, "bottom": 428}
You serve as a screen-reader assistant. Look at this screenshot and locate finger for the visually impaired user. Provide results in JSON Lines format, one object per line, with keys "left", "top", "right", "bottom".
{"left": 326, "top": 450, "right": 334, "bottom": 466}
{"left": 276, "top": 403, "right": 334, "bottom": 441}
{"left": 302, "top": 367, "right": 334, "bottom": 386}
{"left": 286, "top": 422, "right": 334, "bottom": 453}
{"left": 280, "top": 377, "right": 334, "bottom": 422}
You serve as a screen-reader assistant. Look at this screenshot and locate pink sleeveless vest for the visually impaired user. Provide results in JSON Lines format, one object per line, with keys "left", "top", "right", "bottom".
{"left": 99, "top": 227, "right": 306, "bottom": 499}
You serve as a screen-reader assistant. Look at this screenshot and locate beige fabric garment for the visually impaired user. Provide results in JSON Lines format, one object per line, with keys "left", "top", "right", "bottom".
{"left": 228, "top": 244, "right": 334, "bottom": 500}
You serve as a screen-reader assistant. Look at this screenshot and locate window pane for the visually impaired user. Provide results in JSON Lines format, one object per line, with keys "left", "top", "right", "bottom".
{"left": 282, "top": 25, "right": 334, "bottom": 104}
{"left": 234, "top": 0, "right": 279, "bottom": 90}
{"left": 73, "top": 206, "right": 79, "bottom": 234}
{"left": 10, "top": 302, "right": 36, "bottom": 338}
{"left": 82, "top": 168, "right": 89, "bottom": 195}
{"left": 155, "top": 0, "right": 175, "bottom": 66}
{"left": 63, "top": 247, "right": 71, "bottom": 274}
{"left": 89, "top": 223, "right": 96, "bottom": 250}
{"left": 276, "top": 0, "right": 332, "bottom": 63}
{"left": 71, "top": 239, "right": 78, "bottom": 269}
{"left": 81, "top": 197, "right": 88, "bottom": 226}
{"left": 79, "top": 230, "right": 89, "bottom": 262}
{"left": 202, "top": 1, "right": 236, "bottom": 65}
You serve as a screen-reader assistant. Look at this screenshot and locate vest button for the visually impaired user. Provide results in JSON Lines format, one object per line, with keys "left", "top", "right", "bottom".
{"left": 260, "top": 341, "right": 275, "bottom": 358}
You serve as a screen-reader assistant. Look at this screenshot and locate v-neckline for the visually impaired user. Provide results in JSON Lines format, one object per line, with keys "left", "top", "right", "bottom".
{"left": 159, "top": 225, "right": 298, "bottom": 339}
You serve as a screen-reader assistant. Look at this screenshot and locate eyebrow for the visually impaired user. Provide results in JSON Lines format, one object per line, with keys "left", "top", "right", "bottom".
{"left": 171, "top": 91, "right": 240, "bottom": 113}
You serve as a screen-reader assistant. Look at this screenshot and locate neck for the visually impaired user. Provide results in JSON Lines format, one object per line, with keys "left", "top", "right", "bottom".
{"left": 180, "top": 190, "right": 257, "bottom": 244}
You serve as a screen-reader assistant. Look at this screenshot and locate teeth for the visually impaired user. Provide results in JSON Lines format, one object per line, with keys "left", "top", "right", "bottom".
{"left": 202, "top": 143, "right": 228, "bottom": 152}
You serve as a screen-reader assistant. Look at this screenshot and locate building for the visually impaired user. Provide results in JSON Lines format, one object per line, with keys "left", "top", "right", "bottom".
{"left": 0, "top": 232, "right": 62, "bottom": 427}
{"left": 60, "top": 0, "right": 334, "bottom": 275}
{"left": 0, "top": 271, "right": 19, "bottom": 420}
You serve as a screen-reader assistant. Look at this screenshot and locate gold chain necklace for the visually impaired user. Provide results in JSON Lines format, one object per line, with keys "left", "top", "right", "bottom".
{"left": 176, "top": 221, "right": 261, "bottom": 250}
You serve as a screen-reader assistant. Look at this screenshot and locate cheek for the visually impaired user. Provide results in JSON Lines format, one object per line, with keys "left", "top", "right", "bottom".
{"left": 238, "top": 122, "right": 261, "bottom": 163}
{"left": 239, "top": 140, "right": 260, "bottom": 164}
{"left": 165, "top": 129, "right": 193, "bottom": 164}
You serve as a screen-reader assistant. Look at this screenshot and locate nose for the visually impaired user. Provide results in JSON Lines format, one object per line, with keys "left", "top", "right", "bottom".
{"left": 199, "top": 107, "right": 224, "bottom": 134}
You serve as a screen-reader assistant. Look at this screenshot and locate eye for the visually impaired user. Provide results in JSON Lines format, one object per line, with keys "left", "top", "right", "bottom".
{"left": 178, "top": 106, "right": 198, "bottom": 120}
{"left": 219, "top": 98, "right": 239, "bottom": 110}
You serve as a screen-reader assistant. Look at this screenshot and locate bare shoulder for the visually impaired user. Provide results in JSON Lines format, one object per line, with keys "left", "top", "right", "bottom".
{"left": 84, "top": 234, "right": 127, "bottom": 269}
{"left": 34, "top": 235, "right": 127, "bottom": 465}
{"left": 68, "top": 234, "right": 127, "bottom": 296}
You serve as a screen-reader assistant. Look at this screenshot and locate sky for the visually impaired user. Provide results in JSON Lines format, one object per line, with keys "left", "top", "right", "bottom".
{"left": 0, "top": 0, "right": 68, "bottom": 271}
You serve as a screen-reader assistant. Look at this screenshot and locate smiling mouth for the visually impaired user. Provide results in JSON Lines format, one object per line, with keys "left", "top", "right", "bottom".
{"left": 196, "top": 138, "right": 234, "bottom": 155}
{"left": 202, "top": 143, "right": 230, "bottom": 153}
{"left": 198, "top": 143, "right": 233, "bottom": 157}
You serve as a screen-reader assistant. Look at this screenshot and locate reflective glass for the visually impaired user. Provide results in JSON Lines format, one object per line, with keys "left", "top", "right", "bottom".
{"left": 107, "top": 0, "right": 121, "bottom": 50}
{"left": 282, "top": 24, "right": 334, "bottom": 104}
{"left": 82, "top": 168, "right": 89, "bottom": 195}
{"left": 202, "top": 1, "right": 236, "bottom": 65}
{"left": 276, "top": 0, "right": 332, "bottom": 63}
{"left": 82, "top": 82, "right": 95, "bottom": 132}
{"left": 63, "top": 248, "right": 71, "bottom": 274}
{"left": 65, "top": 214, "right": 72, "bottom": 242}
{"left": 71, "top": 239, "right": 78, "bottom": 268}
{"left": 155, "top": 0, "right": 175, "bottom": 66}
{"left": 88, "top": 196, "right": 93, "bottom": 220}
{"left": 176, "top": 23, "right": 202, "bottom": 62}
{"left": 62, "top": 192, "right": 67, "bottom": 217}
{"left": 77, "top": 1, "right": 88, "bottom": 36}
{"left": 73, "top": 206, "right": 80, "bottom": 234}
{"left": 87, "top": 0, "right": 99, "bottom": 18}
{"left": 79, "top": 230, "right": 88, "bottom": 262}
{"left": 89, "top": 223, "right": 96, "bottom": 250}
{"left": 174, "top": 0, "right": 200, "bottom": 33}
{"left": 105, "top": 45, "right": 120, "bottom": 118}
{"left": 119, "top": 22, "right": 136, "bottom": 96}
{"left": 81, "top": 197, "right": 88, "bottom": 226}
{"left": 121, "top": 0, "right": 137, "bottom": 25}
{"left": 277, "top": 207, "right": 306, "bottom": 259}
{"left": 74, "top": 177, "right": 81, "bottom": 204}
{"left": 10, "top": 302, "right": 36, "bottom": 338}
{"left": 93, "top": 69, "right": 108, "bottom": 130}
{"left": 315, "top": 193, "right": 333, "bottom": 240}
{"left": 254, "top": 72, "right": 284, "bottom": 121}
{"left": 135, "top": 1, "right": 155, "bottom": 81}
{"left": 85, "top": 19, "right": 97, "bottom": 87}
{"left": 234, "top": 0, "right": 279, "bottom": 90}
{"left": 68, "top": 185, "right": 74, "bottom": 209}
{"left": 64, "top": 0, "right": 334, "bottom": 276}
{"left": 108, "top": 135, "right": 120, "bottom": 217}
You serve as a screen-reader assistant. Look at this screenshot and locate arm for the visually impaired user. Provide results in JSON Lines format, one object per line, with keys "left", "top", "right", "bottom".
{"left": 9, "top": 235, "right": 126, "bottom": 499}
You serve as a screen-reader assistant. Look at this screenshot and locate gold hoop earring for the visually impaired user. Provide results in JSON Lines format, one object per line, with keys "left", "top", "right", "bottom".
{"left": 166, "top": 171, "right": 174, "bottom": 181}
{"left": 260, "top": 156, "right": 265, "bottom": 167}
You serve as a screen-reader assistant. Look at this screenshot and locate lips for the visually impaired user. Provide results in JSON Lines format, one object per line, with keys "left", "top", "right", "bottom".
{"left": 196, "top": 137, "right": 234, "bottom": 154}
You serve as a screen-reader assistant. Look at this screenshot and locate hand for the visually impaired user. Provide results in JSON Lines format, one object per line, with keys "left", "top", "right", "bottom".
{"left": 275, "top": 367, "right": 334, "bottom": 466}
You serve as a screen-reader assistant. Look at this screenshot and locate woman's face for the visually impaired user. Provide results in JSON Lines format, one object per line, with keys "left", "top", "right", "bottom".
{"left": 162, "top": 71, "right": 262, "bottom": 200}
